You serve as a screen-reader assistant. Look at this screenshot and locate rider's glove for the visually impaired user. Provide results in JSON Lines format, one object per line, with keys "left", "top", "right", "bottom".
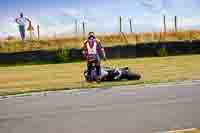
{"left": 102, "top": 51, "right": 107, "bottom": 61}
{"left": 103, "top": 56, "right": 107, "bottom": 61}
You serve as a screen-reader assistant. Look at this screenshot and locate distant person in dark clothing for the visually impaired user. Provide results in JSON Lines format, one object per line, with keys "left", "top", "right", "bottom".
{"left": 15, "top": 13, "right": 31, "bottom": 42}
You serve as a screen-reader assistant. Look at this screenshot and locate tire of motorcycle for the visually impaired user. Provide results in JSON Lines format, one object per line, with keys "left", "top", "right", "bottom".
{"left": 85, "top": 76, "right": 89, "bottom": 81}
{"left": 122, "top": 72, "right": 141, "bottom": 80}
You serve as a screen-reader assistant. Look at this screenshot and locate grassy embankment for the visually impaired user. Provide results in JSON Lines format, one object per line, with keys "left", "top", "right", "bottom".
{"left": 0, "top": 54, "right": 200, "bottom": 96}
{"left": 1, "top": 30, "right": 200, "bottom": 53}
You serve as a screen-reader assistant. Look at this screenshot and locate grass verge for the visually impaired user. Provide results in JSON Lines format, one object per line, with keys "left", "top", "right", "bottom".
{"left": 0, "top": 54, "right": 200, "bottom": 96}
{"left": 1, "top": 30, "right": 200, "bottom": 53}
{"left": 165, "top": 128, "right": 200, "bottom": 133}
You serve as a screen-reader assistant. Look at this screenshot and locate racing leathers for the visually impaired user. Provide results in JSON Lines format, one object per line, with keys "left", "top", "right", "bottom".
{"left": 82, "top": 36, "right": 106, "bottom": 81}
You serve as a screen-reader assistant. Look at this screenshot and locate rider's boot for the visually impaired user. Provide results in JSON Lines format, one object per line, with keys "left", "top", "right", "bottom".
{"left": 96, "top": 65, "right": 101, "bottom": 83}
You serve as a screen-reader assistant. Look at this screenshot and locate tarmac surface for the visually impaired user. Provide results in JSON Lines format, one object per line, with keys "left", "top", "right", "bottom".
{"left": 0, "top": 81, "right": 200, "bottom": 133}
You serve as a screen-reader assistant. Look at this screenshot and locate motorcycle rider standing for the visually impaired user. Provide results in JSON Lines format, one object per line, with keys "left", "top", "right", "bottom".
{"left": 82, "top": 32, "right": 107, "bottom": 81}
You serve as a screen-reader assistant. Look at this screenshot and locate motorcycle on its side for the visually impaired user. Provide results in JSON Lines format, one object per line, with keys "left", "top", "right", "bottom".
{"left": 84, "top": 63, "right": 141, "bottom": 82}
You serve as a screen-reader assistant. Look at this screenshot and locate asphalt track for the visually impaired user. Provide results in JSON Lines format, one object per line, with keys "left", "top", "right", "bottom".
{"left": 0, "top": 81, "right": 200, "bottom": 133}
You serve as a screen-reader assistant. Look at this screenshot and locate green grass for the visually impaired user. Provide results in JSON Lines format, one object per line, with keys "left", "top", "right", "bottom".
{"left": 0, "top": 54, "right": 200, "bottom": 96}
{"left": 167, "top": 128, "right": 200, "bottom": 133}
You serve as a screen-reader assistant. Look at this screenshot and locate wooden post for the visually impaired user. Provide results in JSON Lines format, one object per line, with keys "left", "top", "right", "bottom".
{"left": 135, "top": 33, "right": 138, "bottom": 44}
{"left": 29, "top": 31, "right": 32, "bottom": 40}
{"left": 75, "top": 19, "right": 78, "bottom": 35}
{"left": 175, "top": 16, "right": 178, "bottom": 32}
{"left": 82, "top": 21, "right": 86, "bottom": 40}
{"left": 129, "top": 18, "right": 133, "bottom": 33}
{"left": 54, "top": 32, "right": 57, "bottom": 39}
{"left": 190, "top": 31, "right": 192, "bottom": 41}
{"left": 119, "top": 16, "right": 122, "bottom": 33}
{"left": 159, "top": 28, "right": 162, "bottom": 42}
{"left": 163, "top": 15, "right": 166, "bottom": 39}
{"left": 37, "top": 25, "right": 40, "bottom": 40}
{"left": 151, "top": 32, "right": 154, "bottom": 41}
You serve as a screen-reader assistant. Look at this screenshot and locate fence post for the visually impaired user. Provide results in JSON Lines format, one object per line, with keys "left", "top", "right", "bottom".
{"left": 159, "top": 30, "right": 162, "bottom": 42}
{"left": 175, "top": 16, "right": 178, "bottom": 32}
{"left": 163, "top": 15, "right": 166, "bottom": 40}
{"left": 135, "top": 33, "right": 138, "bottom": 44}
{"left": 54, "top": 32, "right": 57, "bottom": 39}
{"left": 75, "top": 19, "right": 78, "bottom": 36}
{"left": 152, "top": 32, "right": 154, "bottom": 41}
{"left": 129, "top": 18, "right": 133, "bottom": 33}
{"left": 119, "top": 16, "right": 122, "bottom": 33}
{"left": 82, "top": 21, "right": 86, "bottom": 40}
{"left": 189, "top": 30, "right": 194, "bottom": 41}
{"left": 37, "top": 24, "right": 40, "bottom": 40}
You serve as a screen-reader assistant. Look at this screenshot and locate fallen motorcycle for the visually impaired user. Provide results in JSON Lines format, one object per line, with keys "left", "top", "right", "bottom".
{"left": 84, "top": 63, "right": 141, "bottom": 82}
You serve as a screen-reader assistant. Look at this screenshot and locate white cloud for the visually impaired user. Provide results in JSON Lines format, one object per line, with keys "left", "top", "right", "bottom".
{"left": 138, "top": 0, "right": 170, "bottom": 16}
{"left": 140, "top": 0, "right": 164, "bottom": 11}
{"left": 0, "top": 18, "right": 18, "bottom": 37}
{"left": 178, "top": 17, "right": 200, "bottom": 29}
{"left": 41, "top": 23, "right": 75, "bottom": 37}
{"left": 61, "top": 8, "right": 81, "bottom": 17}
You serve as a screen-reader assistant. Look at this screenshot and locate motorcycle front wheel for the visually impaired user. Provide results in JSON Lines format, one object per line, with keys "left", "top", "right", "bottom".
{"left": 122, "top": 71, "right": 141, "bottom": 80}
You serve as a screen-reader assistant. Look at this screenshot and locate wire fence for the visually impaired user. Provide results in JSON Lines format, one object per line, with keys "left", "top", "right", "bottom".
{"left": 33, "top": 15, "right": 200, "bottom": 40}
{"left": 3, "top": 15, "right": 200, "bottom": 45}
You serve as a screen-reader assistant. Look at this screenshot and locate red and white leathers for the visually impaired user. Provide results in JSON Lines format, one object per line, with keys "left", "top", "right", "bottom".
{"left": 82, "top": 36, "right": 106, "bottom": 81}
{"left": 82, "top": 37, "right": 106, "bottom": 63}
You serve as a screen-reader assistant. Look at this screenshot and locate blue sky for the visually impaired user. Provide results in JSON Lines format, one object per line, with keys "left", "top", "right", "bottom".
{"left": 1, "top": 0, "right": 200, "bottom": 37}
